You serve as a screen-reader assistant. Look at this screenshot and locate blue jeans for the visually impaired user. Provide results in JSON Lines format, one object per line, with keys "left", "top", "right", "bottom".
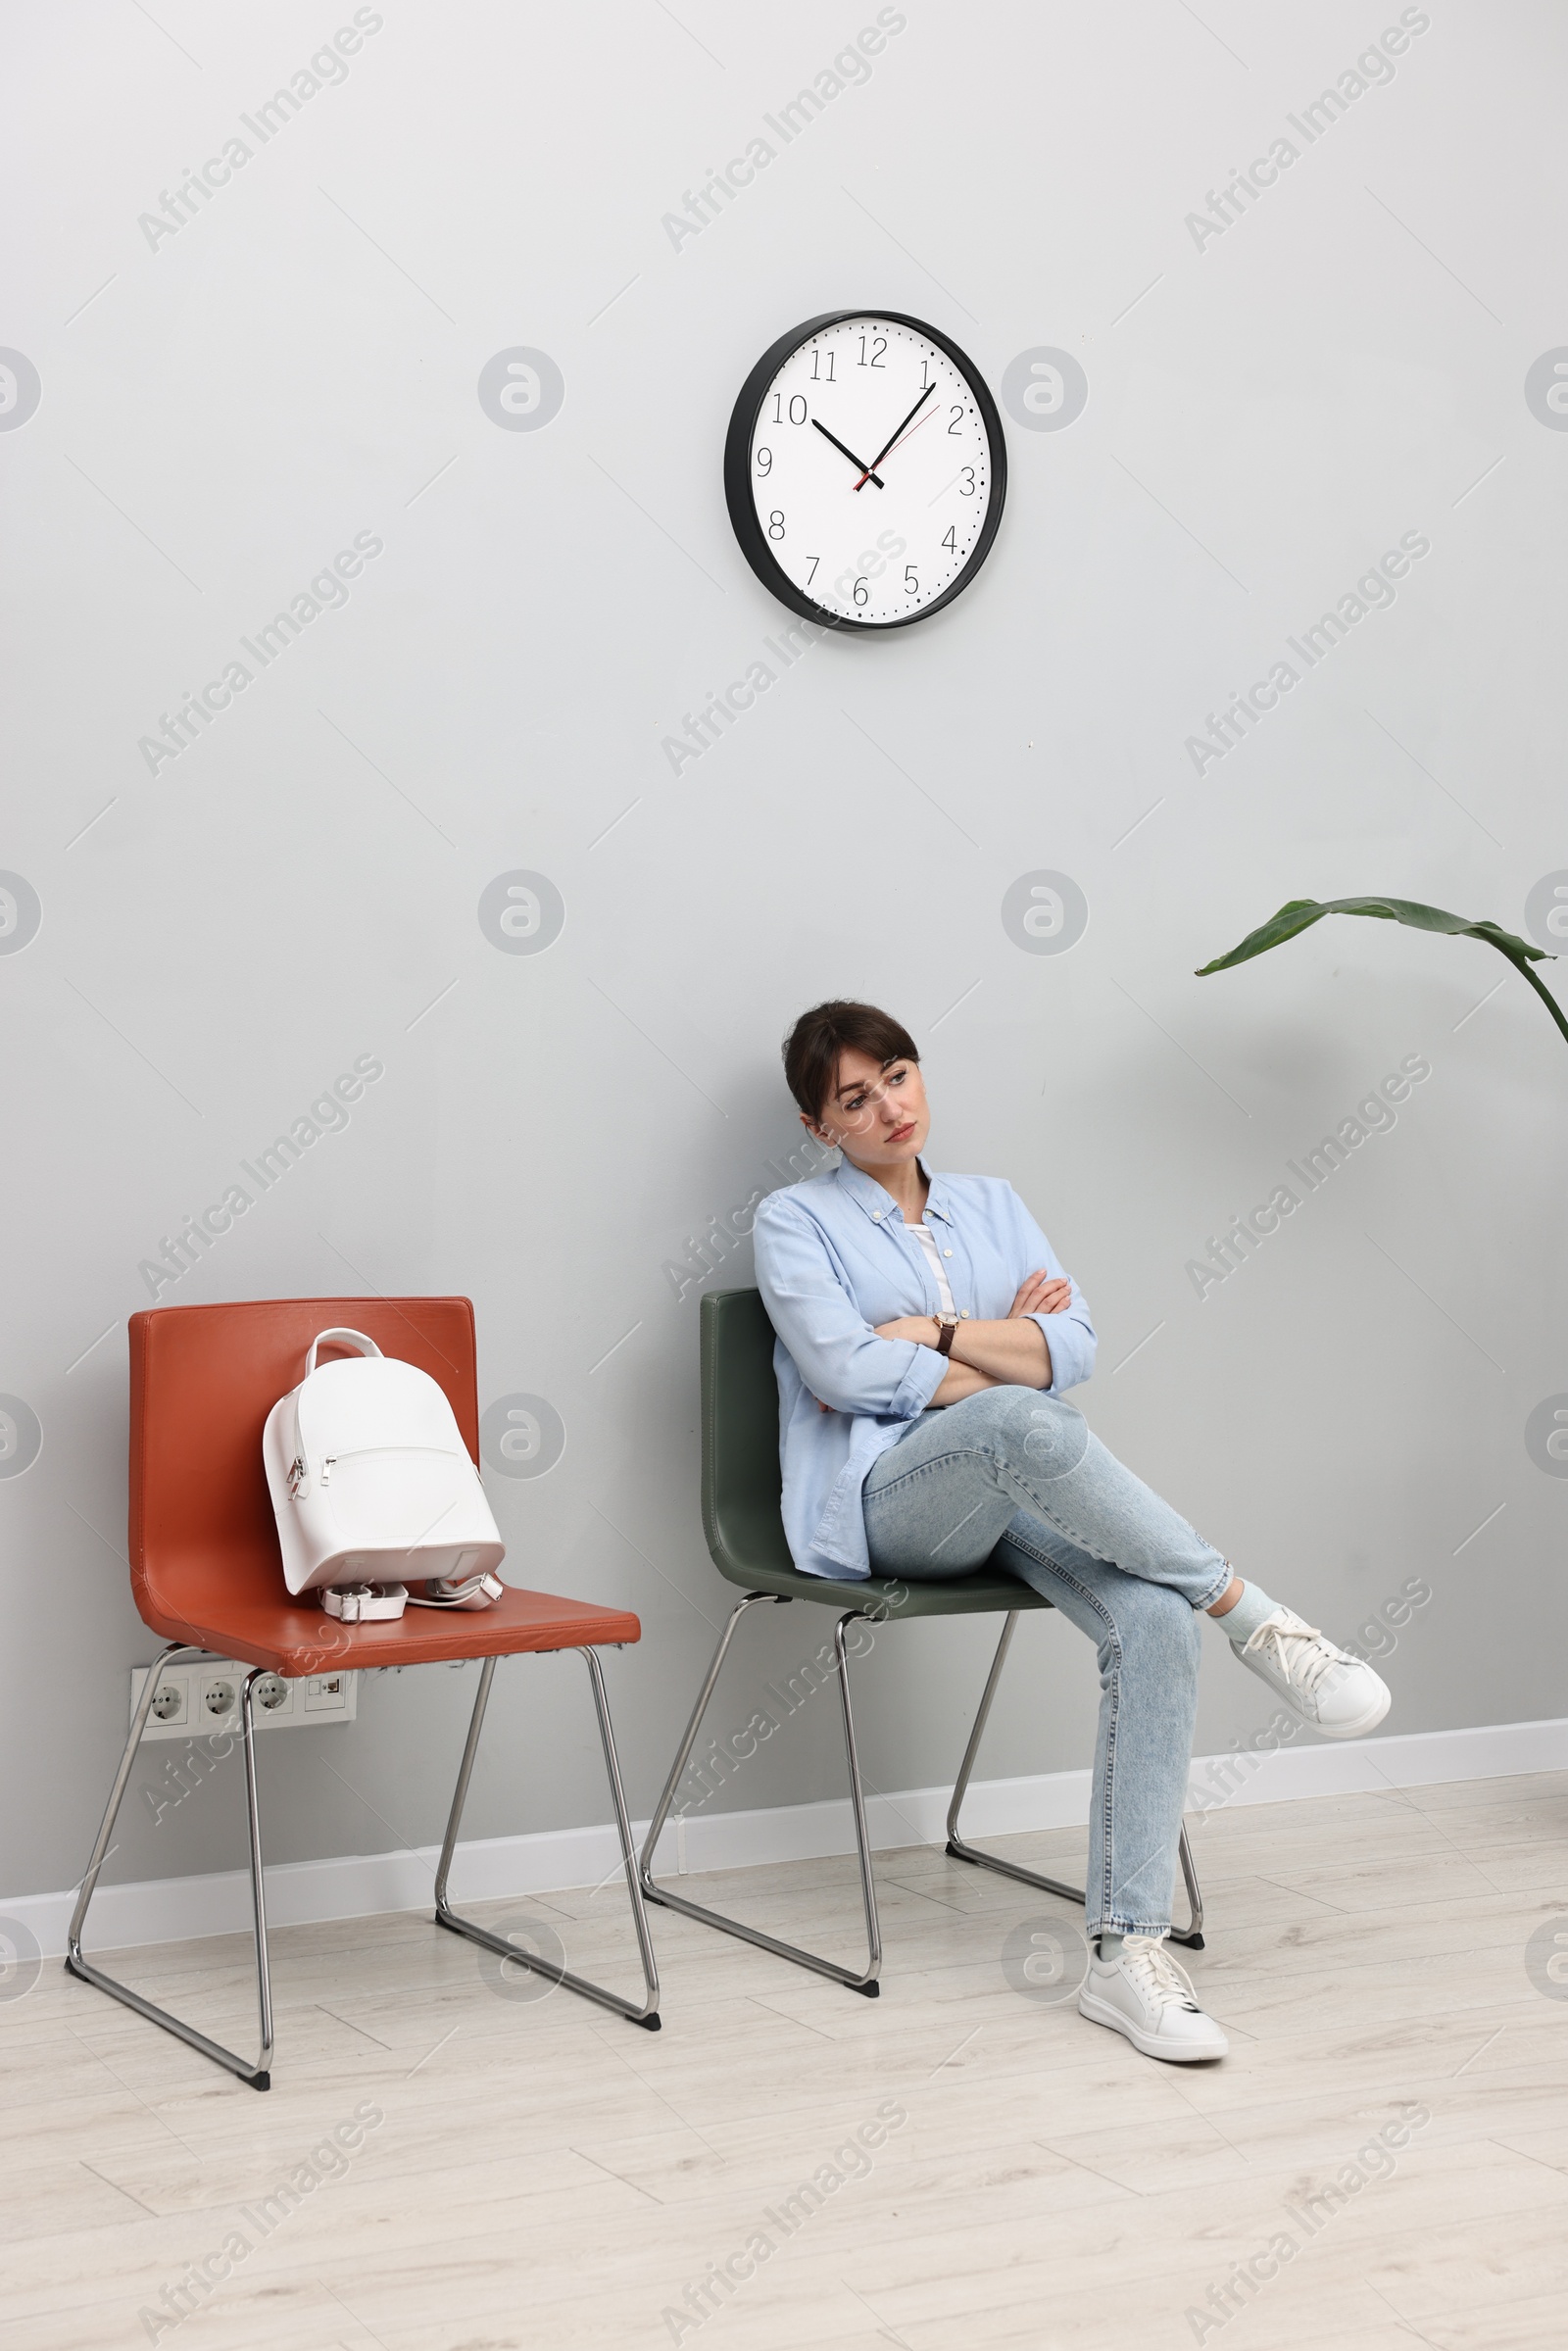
{"left": 861, "top": 1387, "right": 1231, "bottom": 1935}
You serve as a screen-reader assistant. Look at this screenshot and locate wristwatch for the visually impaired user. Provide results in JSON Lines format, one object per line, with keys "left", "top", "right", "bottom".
{"left": 933, "top": 1312, "right": 959, "bottom": 1356}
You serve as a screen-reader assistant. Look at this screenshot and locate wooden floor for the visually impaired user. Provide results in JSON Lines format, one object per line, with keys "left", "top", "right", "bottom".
{"left": 5, "top": 1770, "right": 1568, "bottom": 2351}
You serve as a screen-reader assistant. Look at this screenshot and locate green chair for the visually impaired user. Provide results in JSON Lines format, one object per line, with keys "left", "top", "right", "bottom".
{"left": 638, "top": 1288, "right": 1202, "bottom": 1995}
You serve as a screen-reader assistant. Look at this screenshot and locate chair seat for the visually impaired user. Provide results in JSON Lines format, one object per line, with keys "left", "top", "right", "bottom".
{"left": 137, "top": 1578, "right": 641, "bottom": 1677}
{"left": 719, "top": 1555, "right": 1055, "bottom": 1618}
{"left": 710, "top": 1495, "right": 1054, "bottom": 1616}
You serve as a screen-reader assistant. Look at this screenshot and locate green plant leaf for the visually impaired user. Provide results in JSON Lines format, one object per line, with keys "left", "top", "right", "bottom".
{"left": 1196, "top": 895, "right": 1568, "bottom": 1049}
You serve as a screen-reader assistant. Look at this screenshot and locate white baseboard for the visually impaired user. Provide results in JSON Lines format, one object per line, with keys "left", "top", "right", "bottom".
{"left": 12, "top": 1713, "right": 1568, "bottom": 1961}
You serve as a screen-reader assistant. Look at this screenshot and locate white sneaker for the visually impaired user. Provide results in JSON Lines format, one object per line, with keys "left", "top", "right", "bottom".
{"left": 1078, "top": 1934, "right": 1228, "bottom": 2063}
{"left": 1232, "top": 1605, "right": 1392, "bottom": 1738}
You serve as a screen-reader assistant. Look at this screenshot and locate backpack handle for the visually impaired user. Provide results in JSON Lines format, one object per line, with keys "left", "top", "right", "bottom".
{"left": 305, "top": 1327, "right": 384, "bottom": 1377}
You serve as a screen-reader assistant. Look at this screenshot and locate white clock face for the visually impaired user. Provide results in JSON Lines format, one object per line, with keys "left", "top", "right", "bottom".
{"left": 740, "top": 316, "right": 1001, "bottom": 628}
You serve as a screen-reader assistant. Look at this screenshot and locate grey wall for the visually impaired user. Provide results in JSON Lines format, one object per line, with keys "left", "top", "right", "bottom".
{"left": 5, "top": 0, "right": 1567, "bottom": 1902}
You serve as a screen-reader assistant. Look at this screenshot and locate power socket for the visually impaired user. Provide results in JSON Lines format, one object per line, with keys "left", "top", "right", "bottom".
{"left": 150, "top": 1679, "right": 187, "bottom": 1727}
{"left": 130, "top": 1658, "right": 358, "bottom": 1740}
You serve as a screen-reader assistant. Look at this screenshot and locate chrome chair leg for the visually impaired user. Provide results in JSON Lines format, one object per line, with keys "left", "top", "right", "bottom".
{"left": 433, "top": 1651, "right": 661, "bottom": 2030}
{"left": 66, "top": 1646, "right": 276, "bottom": 2089}
{"left": 830, "top": 1611, "right": 882, "bottom": 1986}
{"left": 945, "top": 1613, "right": 1206, "bottom": 1950}
{"left": 640, "top": 1592, "right": 776, "bottom": 1870}
{"left": 639, "top": 1594, "right": 882, "bottom": 1996}
{"left": 1175, "top": 1813, "right": 1205, "bottom": 1944}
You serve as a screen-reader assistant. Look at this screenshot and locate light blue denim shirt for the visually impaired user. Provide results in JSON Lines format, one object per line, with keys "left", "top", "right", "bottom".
{"left": 752, "top": 1157, "right": 1097, "bottom": 1579}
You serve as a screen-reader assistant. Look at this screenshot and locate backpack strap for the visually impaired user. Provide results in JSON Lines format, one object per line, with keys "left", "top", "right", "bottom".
{"left": 304, "top": 1328, "right": 384, "bottom": 1377}
{"left": 406, "top": 1571, "right": 505, "bottom": 1611}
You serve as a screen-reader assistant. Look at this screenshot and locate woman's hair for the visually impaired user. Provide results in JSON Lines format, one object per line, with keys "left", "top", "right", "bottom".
{"left": 783, "top": 1000, "right": 920, "bottom": 1123}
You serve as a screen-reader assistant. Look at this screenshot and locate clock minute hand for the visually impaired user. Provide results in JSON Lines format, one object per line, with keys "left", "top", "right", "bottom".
{"left": 810, "top": 416, "right": 884, "bottom": 488}
{"left": 854, "top": 381, "right": 936, "bottom": 489}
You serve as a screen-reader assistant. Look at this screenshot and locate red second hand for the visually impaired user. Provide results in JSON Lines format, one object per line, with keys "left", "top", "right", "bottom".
{"left": 854, "top": 403, "right": 940, "bottom": 489}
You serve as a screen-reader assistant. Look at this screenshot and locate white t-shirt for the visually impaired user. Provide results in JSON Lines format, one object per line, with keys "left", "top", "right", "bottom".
{"left": 906, "top": 1221, "right": 957, "bottom": 1315}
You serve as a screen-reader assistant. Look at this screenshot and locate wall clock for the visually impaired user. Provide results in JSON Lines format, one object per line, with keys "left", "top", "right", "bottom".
{"left": 723, "top": 311, "right": 1006, "bottom": 632}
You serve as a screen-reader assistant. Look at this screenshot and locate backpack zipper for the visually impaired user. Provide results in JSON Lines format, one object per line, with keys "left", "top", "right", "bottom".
{"left": 294, "top": 1443, "right": 465, "bottom": 1499}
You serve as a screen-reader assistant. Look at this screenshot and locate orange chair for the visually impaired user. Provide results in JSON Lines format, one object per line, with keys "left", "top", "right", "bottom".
{"left": 67, "top": 1298, "right": 659, "bottom": 2087}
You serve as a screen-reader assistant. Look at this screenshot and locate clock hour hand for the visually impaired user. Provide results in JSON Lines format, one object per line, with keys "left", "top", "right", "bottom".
{"left": 810, "top": 416, "right": 884, "bottom": 488}
{"left": 854, "top": 381, "right": 936, "bottom": 489}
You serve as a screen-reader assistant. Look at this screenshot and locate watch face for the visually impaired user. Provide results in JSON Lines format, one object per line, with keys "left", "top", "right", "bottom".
{"left": 723, "top": 311, "right": 1007, "bottom": 632}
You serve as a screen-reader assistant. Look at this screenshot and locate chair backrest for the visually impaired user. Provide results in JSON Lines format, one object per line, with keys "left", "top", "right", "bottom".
{"left": 700, "top": 1289, "right": 794, "bottom": 1584}
{"left": 128, "top": 1298, "right": 479, "bottom": 1633}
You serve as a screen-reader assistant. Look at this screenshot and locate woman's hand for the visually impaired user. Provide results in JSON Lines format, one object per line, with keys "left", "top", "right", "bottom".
{"left": 1009, "top": 1269, "right": 1071, "bottom": 1318}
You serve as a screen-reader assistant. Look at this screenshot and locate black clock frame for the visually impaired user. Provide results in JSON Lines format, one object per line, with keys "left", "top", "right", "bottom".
{"left": 722, "top": 310, "right": 1008, "bottom": 634}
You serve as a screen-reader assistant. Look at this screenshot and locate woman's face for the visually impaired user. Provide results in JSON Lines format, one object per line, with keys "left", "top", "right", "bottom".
{"left": 807, "top": 1046, "right": 930, "bottom": 1172}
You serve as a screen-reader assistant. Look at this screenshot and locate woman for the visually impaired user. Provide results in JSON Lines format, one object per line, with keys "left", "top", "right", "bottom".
{"left": 753, "top": 1000, "right": 1391, "bottom": 2065}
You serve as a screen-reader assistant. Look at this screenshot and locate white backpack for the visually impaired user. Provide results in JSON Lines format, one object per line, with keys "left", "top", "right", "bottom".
{"left": 262, "top": 1329, "right": 505, "bottom": 1613}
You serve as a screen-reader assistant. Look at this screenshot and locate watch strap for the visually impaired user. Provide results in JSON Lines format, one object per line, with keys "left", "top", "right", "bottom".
{"left": 934, "top": 1316, "right": 957, "bottom": 1356}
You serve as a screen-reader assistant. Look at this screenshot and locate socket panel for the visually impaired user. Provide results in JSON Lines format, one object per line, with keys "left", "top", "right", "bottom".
{"left": 129, "top": 1658, "right": 357, "bottom": 1741}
